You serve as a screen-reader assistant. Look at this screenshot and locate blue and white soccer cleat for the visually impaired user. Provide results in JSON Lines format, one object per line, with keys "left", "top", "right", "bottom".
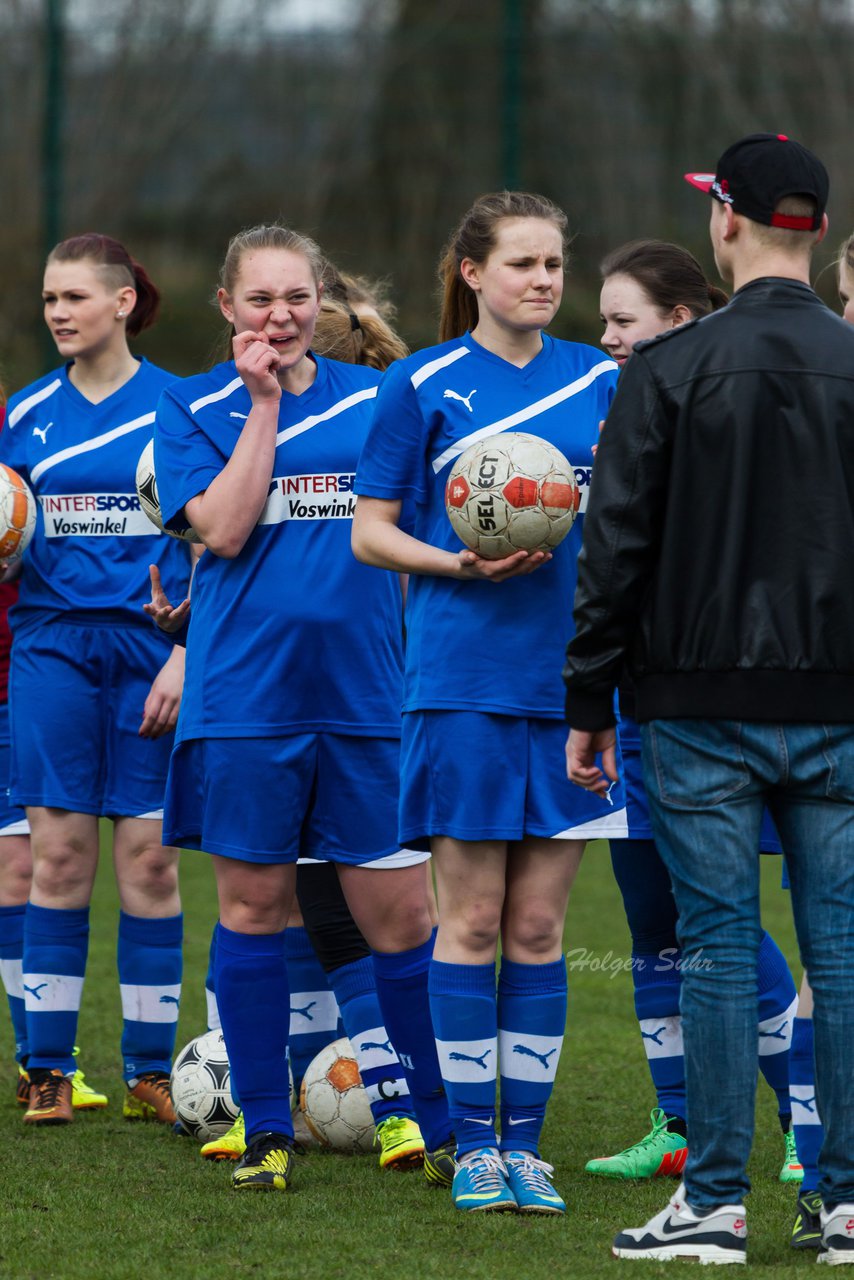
{"left": 451, "top": 1148, "right": 517, "bottom": 1213}
{"left": 503, "top": 1151, "right": 566, "bottom": 1215}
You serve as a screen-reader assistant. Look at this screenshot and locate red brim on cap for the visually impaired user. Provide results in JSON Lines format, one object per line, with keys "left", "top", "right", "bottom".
{"left": 684, "top": 172, "right": 716, "bottom": 192}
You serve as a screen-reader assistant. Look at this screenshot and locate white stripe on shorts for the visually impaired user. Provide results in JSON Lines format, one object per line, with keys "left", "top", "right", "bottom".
{"left": 0, "top": 817, "right": 30, "bottom": 837}
{"left": 120, "top": 983, "right": 181, "bottom": 1023}
{"left": 551, "top": 805, "right": 629, "bottom": 841}
{"left": 297, "top": 847, "right": 430, "bottom": 870}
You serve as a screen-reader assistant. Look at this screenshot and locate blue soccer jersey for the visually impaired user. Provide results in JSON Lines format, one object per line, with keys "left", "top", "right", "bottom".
{"left": 355, "top": 332, "right": 618, "bottom": 718}
{"left": 155, "top": 355, "right": 404, "bottom": 741}
{"left": 0, "top": 359, "right": 190, "bottom": 633}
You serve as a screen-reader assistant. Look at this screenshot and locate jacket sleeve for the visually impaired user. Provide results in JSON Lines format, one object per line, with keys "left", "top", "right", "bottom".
{"left": 563, "top": 351, "right": 673, "bottom": 729}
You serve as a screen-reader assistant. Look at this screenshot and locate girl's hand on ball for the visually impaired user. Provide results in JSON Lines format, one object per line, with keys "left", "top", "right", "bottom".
{"left": 457, "top": 547, "right": 552, "bottom": 581}
{"left": 233, "top": 330, "right": 282, "bottom": 403}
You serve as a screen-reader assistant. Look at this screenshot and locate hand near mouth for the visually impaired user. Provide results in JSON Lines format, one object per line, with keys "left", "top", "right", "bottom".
{"left": 233, "top": 328, "right": 282, "bottom": 403}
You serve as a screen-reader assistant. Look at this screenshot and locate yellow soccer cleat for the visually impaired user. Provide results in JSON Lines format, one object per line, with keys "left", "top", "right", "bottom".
{"left": 201, "top": 1111, "right": 246, "bottom": 1161}
{"left": 375, "top": 1115, "right": 425, "bottom": 1171}
{"left": 71, "top": 1046, "right": 108, "bottom": 1110}
{"left": 232, "top": 1131, "right": 295, "bottom": 1192}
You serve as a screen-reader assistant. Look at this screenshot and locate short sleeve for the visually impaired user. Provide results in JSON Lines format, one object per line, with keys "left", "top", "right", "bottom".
{"left": 155, "top": 387, "right": 225, "bottom": 533}
{"left": 355, "top": 361, "right": 430, "bottom": 504}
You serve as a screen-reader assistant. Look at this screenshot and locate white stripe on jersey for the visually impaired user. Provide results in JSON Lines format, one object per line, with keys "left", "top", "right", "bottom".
{"left": 23, "top": 973, "right": 84, "bottom": 1012}
{"left": 498, "top": 1029, "right": 563, "bottom": 1081}
{"left": 189, "top": 376, "right": 244, "bottom": 415}
{"left": 275, "top": 388, "right": 377, "bottom": 448}
{"left": 30, "top": 411, "right": 155, "bottom": 485}
{"left": 0, "top": 957, "right": 23, "bottom": 999}
{"left": 7, "top": 379, "right": 62, "bottom": 429}
{"left": 289, "top": 988, "right": 340, "bottom": 1034}
{"left": 436, "top": 1036, "right": 498, "bottom": 1083}
{"left": 430, "top": 358, "right": 618, "bottom": 474}
{"left": 410, "top": 346, "right": 469, "bottom": 389}
{"left": 638, "top": 1015, "right": 684, "bottom": 1061}
{"left": 119, "top": 983, "right": 182, "bottom": 1023}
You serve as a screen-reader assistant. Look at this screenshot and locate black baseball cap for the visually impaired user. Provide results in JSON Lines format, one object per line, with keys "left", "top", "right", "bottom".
{"left": 684, "top": 133, "right": 828, "bottom": 231}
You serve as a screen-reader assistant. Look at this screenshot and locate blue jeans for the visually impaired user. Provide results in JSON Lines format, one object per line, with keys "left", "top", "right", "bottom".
{"left": 641, "top": 719, "right": 854, "bottom": 1210}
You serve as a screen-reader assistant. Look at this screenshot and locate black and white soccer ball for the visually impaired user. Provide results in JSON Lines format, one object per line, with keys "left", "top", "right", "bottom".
{"left": 170, "top": 1029, "right": 239, "bottom": 1141}
{"left": 135, "top": 440, "right": 199, "bottom": 541}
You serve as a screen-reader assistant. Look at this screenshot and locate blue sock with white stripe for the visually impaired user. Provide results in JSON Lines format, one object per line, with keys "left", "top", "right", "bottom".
{"left": 429, "top": 957, "right": 496, "bottom": 1157}
{"left": 497, "top": 956, "right": 566, "bottom": 1156}
{"left": 215, "top": 922, "right": 293, "bottom": 1143}
{"left": 373, "top": 930, "right": 450, "bottom": 1150}
{"left": 24, "top": 903, "right": 88, "bottom": 1075}
{"left": 118, "top": 911, "right": 183, "bottom": 1081}
{"left": 0, "top": 904, "right": 27, "bottom": 1064}
{"left": 285, "top": 925, "right": 342, "bottom": 1091}
{"left": 205, "top": 923, "right": 220, "bottom": 1032}
{"left": 632, "top": 954, "right": 686, "bottom": 1120}
{"left": 756, "top": 929, "right": 797, "bottom": 1124}
{"left": 789, "top": 1016, "right": 821, "bottom": 1193}
{"left": 327, "top": 955, "right": 413, "bottom": 1127}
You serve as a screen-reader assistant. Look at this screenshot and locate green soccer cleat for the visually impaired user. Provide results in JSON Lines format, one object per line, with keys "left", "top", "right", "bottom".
{"left": 779, "top": 1128, "right": 804, "bottom": 1183}
{"left": 504, "top": 1151, "right": 566, "bottom": 1215}
{"left": 201, "top": 1111, "right": 246, "bottom": 1161}
{"left": 71, "top": 1046, "right": 108, "bottom": 1110}
{"left": 791, "top": 1190, "right": 823, "bottom": 1250}
{"left": 424, "top": 1136, "right": 456, "bottom": 1188}
{"left": 585, "top": 1108, "right": 688, "bottom": 1180}
{"left": 451, "top": 1148, "right": 517, "bottom": 1213}
{"left": 375, "top": 1115, "right": 425, "bottom": 1171}
{"left": 232, "top": 1131, "right": 295, "bottom": 1192}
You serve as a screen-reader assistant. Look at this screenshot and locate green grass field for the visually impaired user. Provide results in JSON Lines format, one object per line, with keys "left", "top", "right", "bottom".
{"left": 0, "top": 837, "right": 813, "bottom": 1280}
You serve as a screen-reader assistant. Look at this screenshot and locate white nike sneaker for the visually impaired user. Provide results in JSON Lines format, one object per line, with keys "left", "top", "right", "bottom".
{"left": 612, "top": 1182, "right": 747, "bottom": 1264}
{"left": 818, "top": 1202, "right": 854, "bottom": 1265}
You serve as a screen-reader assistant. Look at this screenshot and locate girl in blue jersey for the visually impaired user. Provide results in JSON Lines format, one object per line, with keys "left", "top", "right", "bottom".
{"left": 0, "top": 234, "right": 190, "bottom": 1126}
{"left": 581, "top": 239, "right": 800, "bottom": 1187}
{"left": 352, "top": 191, "right": 625, "bottom": 1215}
{"left": 154, "top": 225, "right": 450, "bottom": 1193}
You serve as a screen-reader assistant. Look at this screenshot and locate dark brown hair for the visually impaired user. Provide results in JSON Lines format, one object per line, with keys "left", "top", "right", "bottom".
{"left": 438, "top": 191, "right": 569, "bottom": 342}
{"left": 601, "top": 239, "right": 728, "bottom": 318}
{"left": 47, "top": 233, "right": 160, "bottom": 337}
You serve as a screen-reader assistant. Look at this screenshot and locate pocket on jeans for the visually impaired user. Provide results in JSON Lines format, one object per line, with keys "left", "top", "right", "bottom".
{"left": 646, "top": 719, "right": 750, "bottom": 809}
{"left": 820, "top": 724, "right": 854, "bottom": 801}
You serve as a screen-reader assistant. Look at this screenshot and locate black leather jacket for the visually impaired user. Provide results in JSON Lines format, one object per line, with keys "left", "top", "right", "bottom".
{"left": 564, "top": 277, "right": 854, "bottom": 729}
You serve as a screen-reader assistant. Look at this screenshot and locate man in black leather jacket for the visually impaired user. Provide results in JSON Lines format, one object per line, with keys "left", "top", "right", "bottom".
{"left": 563, "top": 134, "right": 854, "bottom": 1264}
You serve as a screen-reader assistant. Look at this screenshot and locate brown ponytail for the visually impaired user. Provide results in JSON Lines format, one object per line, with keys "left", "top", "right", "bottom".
{"left": 47, "top": 233, "right": 161, "bottom": 336}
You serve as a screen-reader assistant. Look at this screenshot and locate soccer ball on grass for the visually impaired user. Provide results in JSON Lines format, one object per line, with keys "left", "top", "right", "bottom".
{"left": 299, "top": 1036, "right": 374, "bottom": 1153}
{"left": 170, "top": 1029, "right": 239, "bottom": 1141}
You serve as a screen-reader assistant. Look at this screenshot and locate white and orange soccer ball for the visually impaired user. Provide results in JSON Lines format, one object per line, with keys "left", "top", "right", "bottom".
{"left": 0, "top": 463, "right": 37, "bottom": 562}
{"left": 445, "top": 431, "right": 579, "bottom": 559}
{"left": 299, "top": 1037, "right": 374, "bottom": 1153}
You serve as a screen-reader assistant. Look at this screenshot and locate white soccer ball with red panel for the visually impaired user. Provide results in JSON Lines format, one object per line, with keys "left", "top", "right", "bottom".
{"left": 445, "top": 431, "right": 579, "bottom": 559}
{"left": 299, "top": 1037, "right": 374, "bottom": 1153}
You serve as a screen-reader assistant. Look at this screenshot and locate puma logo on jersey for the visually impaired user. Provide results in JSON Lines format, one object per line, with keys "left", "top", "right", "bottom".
{"left": 33, "top": 421, "right": 55, "bottom": 444}
{"left": 443, "top": 388, "right": 477, "bottom": 412}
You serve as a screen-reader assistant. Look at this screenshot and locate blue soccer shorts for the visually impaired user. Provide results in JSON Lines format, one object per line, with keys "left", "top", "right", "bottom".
{"left": 399, "top": 709, "right": 627, "bottom": 849}
{"left": 9, "top": 617, "right": 174, "bottom": 818}
{"left": 163, "top": 731, "right": 409, "bottom": 866}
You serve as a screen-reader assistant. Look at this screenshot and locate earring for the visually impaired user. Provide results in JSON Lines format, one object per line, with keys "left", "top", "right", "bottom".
{"left": 116, "top": 310, "right": 126, "bottom": 319}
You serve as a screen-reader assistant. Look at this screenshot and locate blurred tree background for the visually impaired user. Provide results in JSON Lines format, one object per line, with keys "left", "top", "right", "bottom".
{"left": 2, "top": 0, "right": 852, "bottom": 388}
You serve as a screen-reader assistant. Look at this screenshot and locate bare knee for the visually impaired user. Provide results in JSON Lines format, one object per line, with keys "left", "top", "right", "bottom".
{"left": 118, "top": 840, "right": 180, "bottom": 914}
{"left": 503, "top": 902, "right": 565, "bottom": 962}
